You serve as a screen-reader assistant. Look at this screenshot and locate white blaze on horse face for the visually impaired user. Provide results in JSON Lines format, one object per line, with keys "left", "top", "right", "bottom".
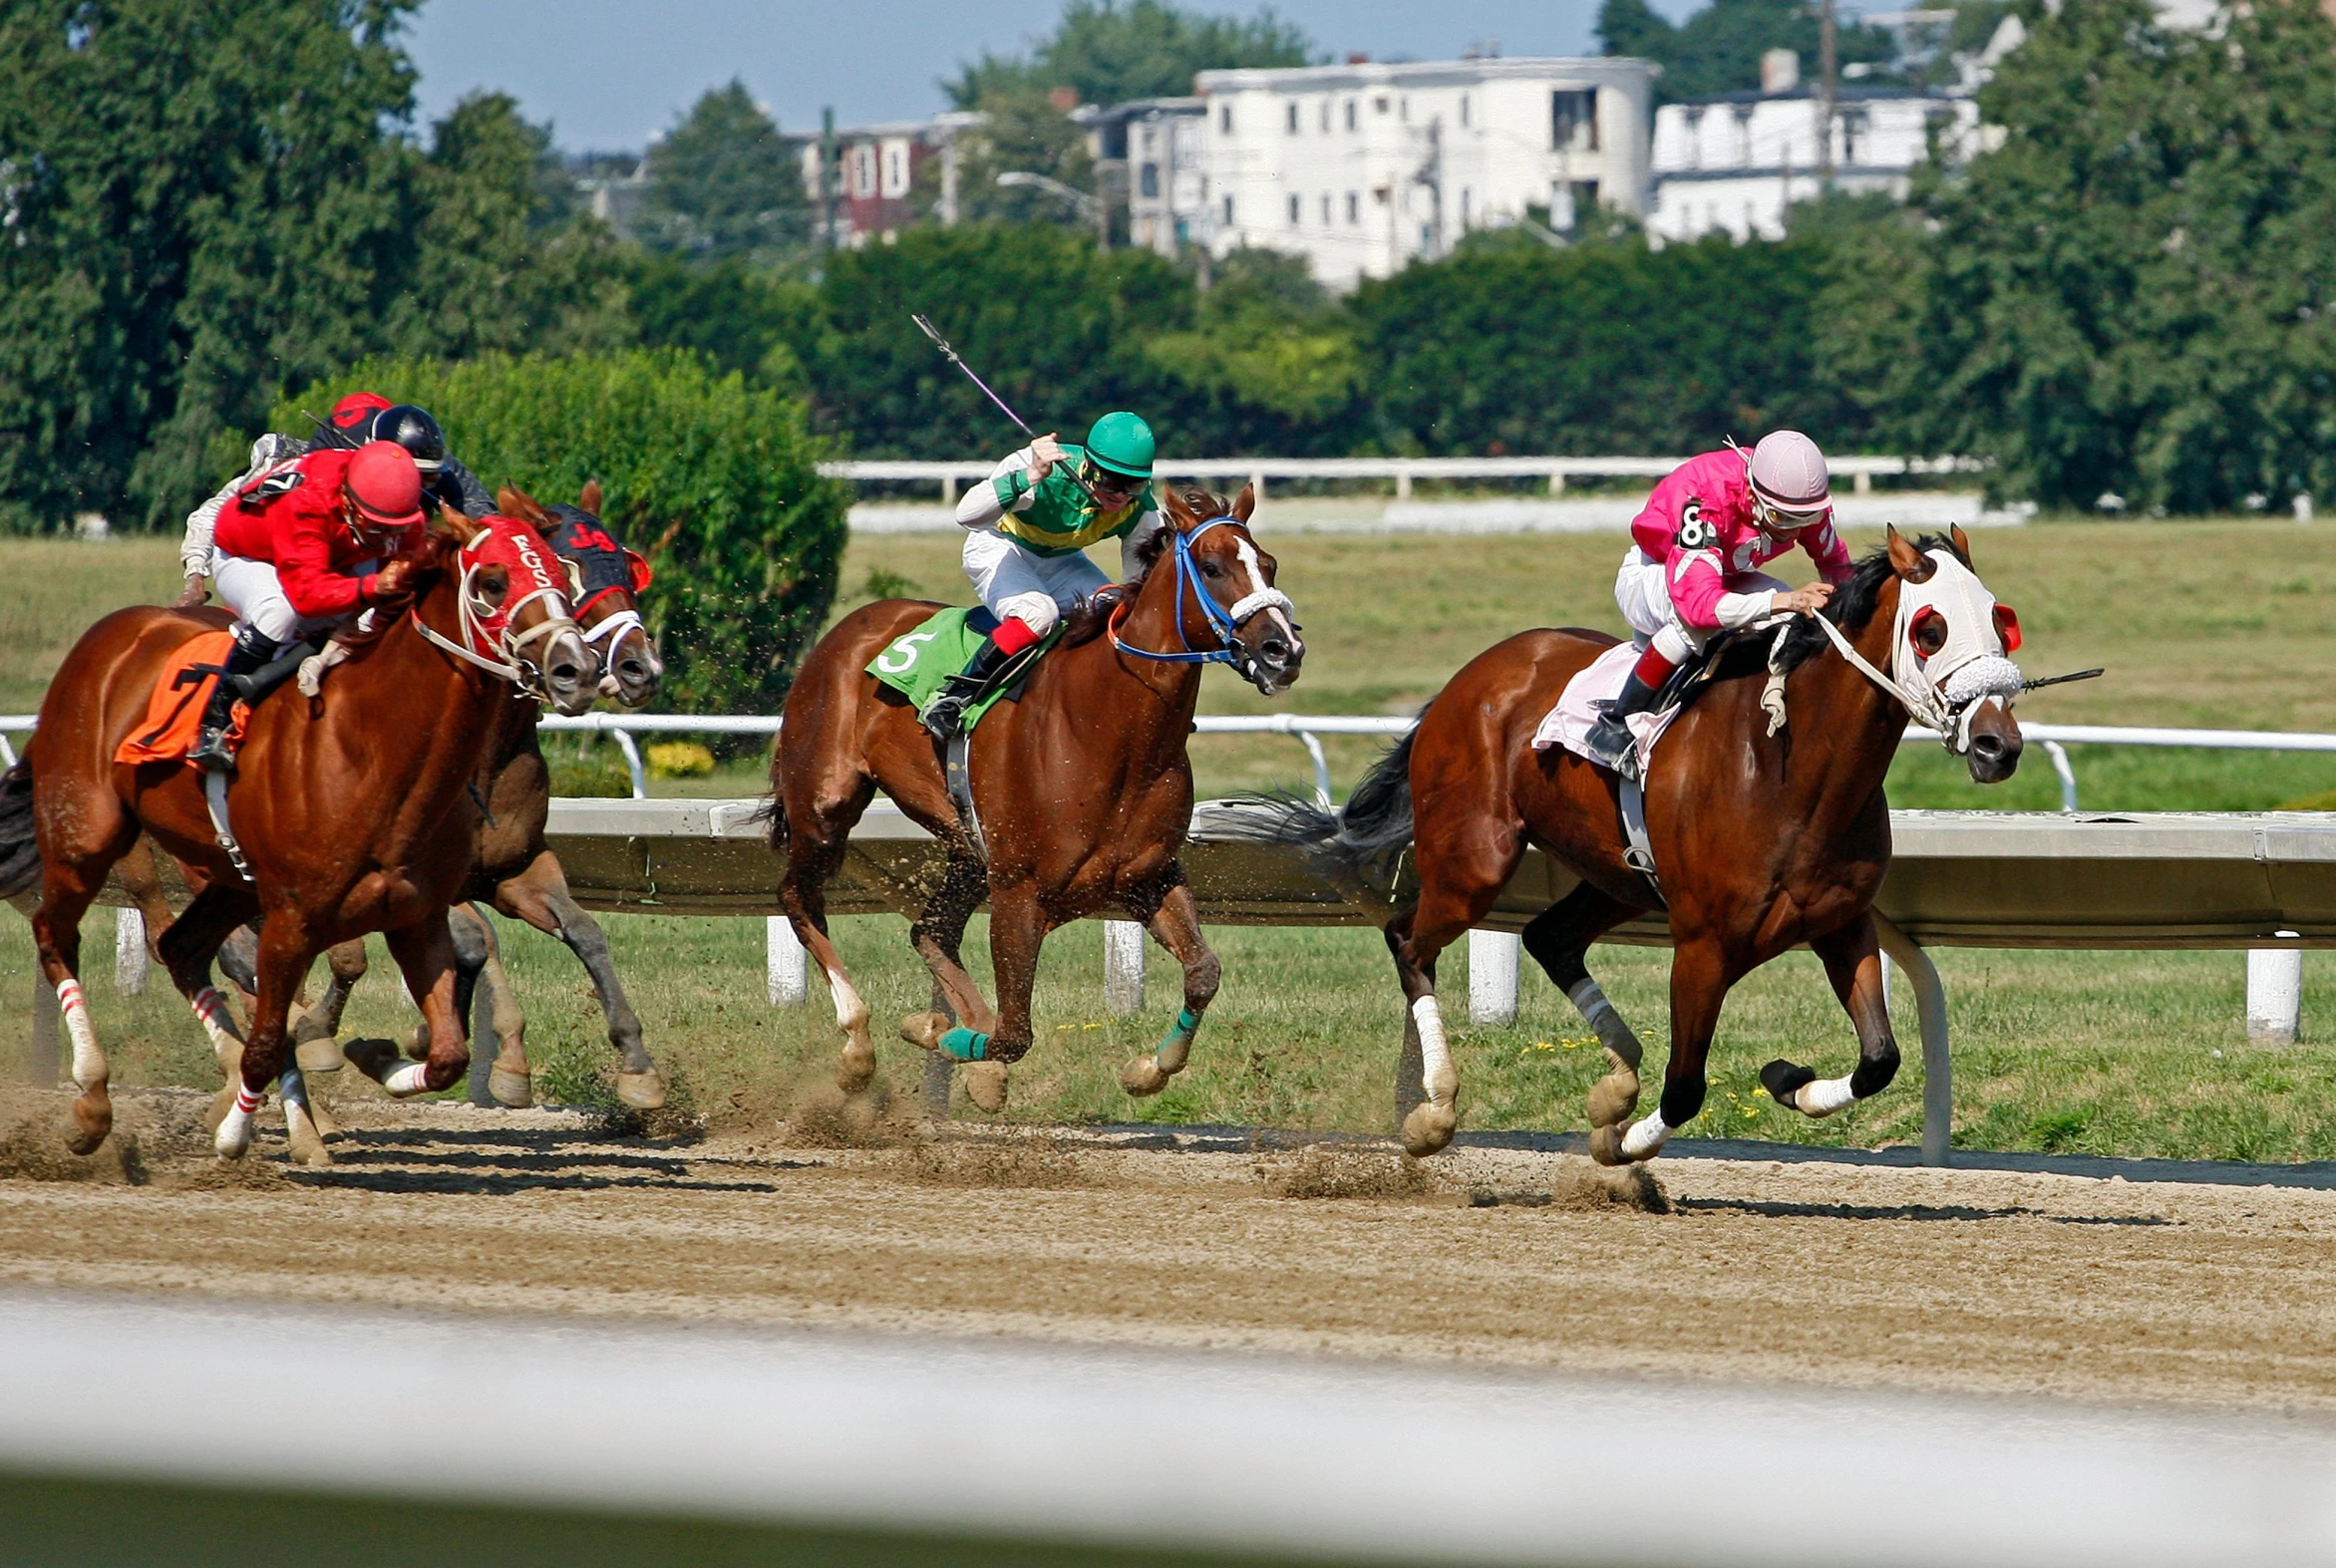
{"left": 1411, "top": 995, "right": 1457, "bottom": 1102}
{"left": 1794, "top": 1075, "right": 1857, "bottom": 1116}
{"left": 1231, "top": 538, "right": 1298, "bottom": 645}
{"left": 56, "top": 979, "right": 105, "bottom": 1091}
{"left": 826, "top": 967, "right": 869, "bottom": 1033}
{"left": 1620, "top": 1109, "right": 1672, "bottom": 1158}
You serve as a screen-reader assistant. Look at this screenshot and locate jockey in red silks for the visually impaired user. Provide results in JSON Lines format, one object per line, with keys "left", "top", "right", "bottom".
{"left": 188, "top": 441, "right": 429, "bottom": 772}
{"left": 1582, "top": 431, "right": 1856, "bottom": 778}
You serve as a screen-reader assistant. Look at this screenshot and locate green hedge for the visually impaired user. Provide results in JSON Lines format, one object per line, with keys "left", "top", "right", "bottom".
{"left": 274, "top": 349, "right": 848, "bottom": 716}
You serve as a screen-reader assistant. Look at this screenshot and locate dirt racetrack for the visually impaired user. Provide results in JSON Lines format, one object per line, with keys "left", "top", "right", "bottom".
{"left": 3, "top": 1084, "right": 2335, "bottom": 1417}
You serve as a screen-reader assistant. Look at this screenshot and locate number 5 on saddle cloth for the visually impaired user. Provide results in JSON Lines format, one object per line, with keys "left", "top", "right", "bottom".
{"left": 865, "top": 606, "right": 1067, "bottom": 860}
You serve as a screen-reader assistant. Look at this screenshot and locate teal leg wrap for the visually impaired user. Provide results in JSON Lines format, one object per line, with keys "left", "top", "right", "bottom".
{"left": 939, "top": 1027, "right": 990, "bottom": 1062}
{"left": 1159, "top": 1007, "right": 1200, "bottom": 1049}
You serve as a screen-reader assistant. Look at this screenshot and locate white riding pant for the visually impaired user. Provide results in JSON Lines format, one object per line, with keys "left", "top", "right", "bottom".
{"left": 962, "top": 527, "right": 1111, "bottom": 637}
{"left": 210, "top": 548, "right": 373, "bottom": 647}
{"left": 1614, "top": 546, "right": 1789, "bottom": 664}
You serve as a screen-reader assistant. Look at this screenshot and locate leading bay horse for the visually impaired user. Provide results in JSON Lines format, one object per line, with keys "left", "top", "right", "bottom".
{"left": 0, "top": 507, "right": 590, "bottom": 1158}
{"left": 771, "top": 484, "right": 1302, "bottom": 1110}
{"left": 1249, "top": 526, "right": 2023, "bottom": 1162}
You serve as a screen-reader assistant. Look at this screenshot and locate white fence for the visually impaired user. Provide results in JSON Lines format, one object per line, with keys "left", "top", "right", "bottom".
{"left": 822, "top": 454, "right": 1982, "bottom": 502}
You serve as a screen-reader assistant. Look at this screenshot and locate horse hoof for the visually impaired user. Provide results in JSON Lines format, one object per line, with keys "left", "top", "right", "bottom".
{"left": 214, "top": 1109, "right": 254, "bottom": 1160}
{"left": 614, "top": 1071, "right": 664, "bottom": 1111}
{"left": 1588, "top": 1124, "right": 1629, "bottom": 1166}
{"left": 342, "top": 1038, "right": 399, "bottom": 1086}
{"left": 492, "top": 1067, "right": 536, "bottom": 1108}
{"left": 66, "top": 1092, "right": 113, "bottom": 1157}
{"left": 1119, "top": 1056, "right": 1171, "bottom": 1098}
{"left": 1760, "top": 1059, "right": 1818, "bottom": 1108}
{"left": 293, "top": 1037, "right": 346, "bottom": 1074}
{"left": 1400, "top": 1101, "right": 1457, "bottom": 1157}
{"left": 286, "top": 1105, "right": 333, "bottom": 1167}
{"left": 836, "top": 1039, "right": 878, "bottom": 1094}
{"left": 898, "top": 1012, "right": 949, "bottom": 1052}
{"left": 964, "top": 1062, "right": 1010, "bottom": 1112}
{"left": 1585, "top": 1066, "right": 1641, "bottom": 1129}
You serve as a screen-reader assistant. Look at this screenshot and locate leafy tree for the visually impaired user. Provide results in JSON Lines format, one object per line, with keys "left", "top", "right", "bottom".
{"left": 640, "top": 80, "right": 811, "bottom": 262}
{"left": 947, "top": 0, "right": 1314, "bottom": 109}
{"left": 0, "top": 0, "right": 417, "bottom": 532}
{"left": 389, "top": 93, "right": 633, "bottom": 364}
{"left": 1596, "top": 0, "right": 1895, "bottom": 102}
{"left": 945, "top": 87, "right": 1101, "bottom": 228}
{"left": 1144, "top": 248, "right": 1361, "bottom": 433}
{"left": 629, "top": 255, "right": 818, "bottom": 393}
{"left": 1819, "top": 0, "right": 2336, "bottom": 510}
{"left": 276, "top": 350, "right": 848, "bottom": 715}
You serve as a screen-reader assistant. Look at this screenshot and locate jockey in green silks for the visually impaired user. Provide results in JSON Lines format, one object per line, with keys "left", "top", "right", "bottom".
{"left": 923, "top": 410, "right": 1163, "bottom": 739}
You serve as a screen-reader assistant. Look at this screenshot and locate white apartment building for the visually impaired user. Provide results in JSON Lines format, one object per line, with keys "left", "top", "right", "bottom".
{"left": 1647, "top": 82, "right": 1977, "bottom": 244}
{"left": 1192, "top": 58, "right": 1657, "bottom": 289}
{"left": 1081, "top": 97, "right": 1211, "bottom": 258}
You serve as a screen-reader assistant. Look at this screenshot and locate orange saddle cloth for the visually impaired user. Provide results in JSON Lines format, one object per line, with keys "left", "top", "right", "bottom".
{"left": 114, "top": 630, "right": 248, "bottom": 769}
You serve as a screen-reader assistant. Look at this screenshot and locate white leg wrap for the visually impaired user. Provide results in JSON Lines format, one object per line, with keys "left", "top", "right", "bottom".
{"left": 1794, "top": 1075, "right": 1857, "bottom": 1116}
{"left": 827, "top": 969, "right": 868, "bottom": 1033}
{"left": 1620, "top": 1110, "right": 1672, "bottom": 1159}
{"left": 1412, "top": 995, "right": 1457, "bottom": 1102}
{"left": 215, "top": 1083, "right": 262, "bottom": 1157}
{"left": 189, "top": 985, "right": 244, "bottom": 1052}
{"left": 383, "top": 1062, "right": 432, "bottom": 1098}
{"left": 56, "top": 980, "right": 106, "bottom": 1091}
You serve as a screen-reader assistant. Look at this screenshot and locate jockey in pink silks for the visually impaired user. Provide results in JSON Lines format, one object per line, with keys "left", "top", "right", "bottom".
{"left": 1582, "top": 431, "right": 1857, "bottom": 779}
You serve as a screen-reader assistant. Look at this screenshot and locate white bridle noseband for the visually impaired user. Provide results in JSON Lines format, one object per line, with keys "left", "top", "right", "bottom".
{"left": 1808, "top": 548, "right": 2022, "bottom": 755}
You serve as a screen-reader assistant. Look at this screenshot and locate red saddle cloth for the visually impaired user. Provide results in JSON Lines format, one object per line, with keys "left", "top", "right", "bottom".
{"left": 114, "top": 631, "right": 248, "bottom": 769}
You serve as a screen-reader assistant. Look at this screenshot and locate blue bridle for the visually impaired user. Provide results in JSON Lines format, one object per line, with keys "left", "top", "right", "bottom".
{"left": 1109, "top": 516, "right": 1291, "bottom": 667}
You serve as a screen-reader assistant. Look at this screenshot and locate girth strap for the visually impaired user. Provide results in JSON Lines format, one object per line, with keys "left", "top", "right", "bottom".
{"left": 1618, "top": 775, "right": 1664, "bottom": 907}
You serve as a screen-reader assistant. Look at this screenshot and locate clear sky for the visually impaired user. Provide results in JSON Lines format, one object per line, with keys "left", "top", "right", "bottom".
{"left": 405, "top": 0, "right": 1708, "bottom": 153}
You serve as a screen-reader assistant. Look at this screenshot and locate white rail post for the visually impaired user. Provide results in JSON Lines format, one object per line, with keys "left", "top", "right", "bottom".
{"left": 1468, "top": 929, "right": 1519, "bottom": 1026}
{"left": 767, "top": 915, "right": 808, "bottom": 1007}
{"left": 1872, "top": 914, "right": 1951, "bottom": 1166}
{"left": 2247, "top": 948, "right": 2302, "bottom": 1046}
{"left": 115, "top": 907, "right": 147, "bottom": 996}
{"left": 1104, "top": 919, "right": 1146, "bottom": 1017}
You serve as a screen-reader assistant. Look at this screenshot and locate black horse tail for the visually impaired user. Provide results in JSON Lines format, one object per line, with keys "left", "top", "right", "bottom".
{"left": 1219, "top": 718, "right": 1420, "bottom": 888}
{"left": 0, "top": 758, "right": 39, "bottom": 901}
{"left": 751, "top": 789, "right": 789, "bottom": 852}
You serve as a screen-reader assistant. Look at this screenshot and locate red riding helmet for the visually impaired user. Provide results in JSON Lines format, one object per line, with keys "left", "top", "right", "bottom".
{"left": 328, "top": 391, "right": 394, "bottom": 439}
{"left": 344, "top": 442, "right": 426, "bottom": 527}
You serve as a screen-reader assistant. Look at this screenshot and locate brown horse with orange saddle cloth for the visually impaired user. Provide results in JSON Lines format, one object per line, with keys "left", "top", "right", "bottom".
{"left": 0, "top": 507, "right": 592, "bottom": 1160}
{"left": 1241, "top": 526, "right": 2026, "bottom": 1163}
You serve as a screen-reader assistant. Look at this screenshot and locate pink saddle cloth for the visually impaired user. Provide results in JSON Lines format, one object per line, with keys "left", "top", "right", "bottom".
{"left": 1530, "top": 640, "right": 1682, "bottom": 778}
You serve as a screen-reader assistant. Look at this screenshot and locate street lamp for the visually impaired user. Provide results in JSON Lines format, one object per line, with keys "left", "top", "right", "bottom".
{"left": 996, "top": 170, "right": 1103, "bottom": 219}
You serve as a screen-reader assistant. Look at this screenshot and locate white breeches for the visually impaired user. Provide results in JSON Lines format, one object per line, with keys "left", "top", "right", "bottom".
{"left": 1614, "top": 546, "right": 1789, "bottom": 663}
{"left": 962, "top": 528, "right": 1111, "bottom": 637}
{"left": 210, "top": 549, "right": 371, "bottom": 646}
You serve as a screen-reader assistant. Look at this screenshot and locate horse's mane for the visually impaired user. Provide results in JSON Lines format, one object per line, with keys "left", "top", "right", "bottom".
{"left": 1057, "top": 484, "right": 1240, "bottom": 647}
{"left": 1760, "top": 530, "right": 1964, "bottom": 677}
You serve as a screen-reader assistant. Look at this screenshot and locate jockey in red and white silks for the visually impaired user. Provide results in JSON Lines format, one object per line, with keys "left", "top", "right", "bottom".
{"left": 1582, "top": 432, "right": 1857, "bottom": 778}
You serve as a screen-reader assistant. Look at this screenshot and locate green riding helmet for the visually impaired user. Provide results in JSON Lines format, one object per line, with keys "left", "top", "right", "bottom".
{"left": 1084, "top": 411, "right": 1156, "bottom": 480}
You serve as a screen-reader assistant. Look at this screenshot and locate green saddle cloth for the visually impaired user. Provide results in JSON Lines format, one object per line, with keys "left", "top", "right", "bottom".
{"left": 865, "top": 607, "right": 1064, "bottom": 734}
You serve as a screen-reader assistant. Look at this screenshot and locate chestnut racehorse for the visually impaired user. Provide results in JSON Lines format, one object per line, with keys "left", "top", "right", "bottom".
{"left": 1248, "top": 526, "right": 2023, "bottom": 1162}
{"left": 771, "top": 484, "right": 1302, "bottom": 1110}
{"left": 263, "top": 483, "right": 671, "bottom": 1112}
{"left": 0, "top": 508, "right": 590, "bottom": 1158}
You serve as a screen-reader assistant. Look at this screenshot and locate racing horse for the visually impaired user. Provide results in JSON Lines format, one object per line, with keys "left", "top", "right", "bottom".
{"left": 771, "top": 483, "right": 1302, "bottom": 1110}
{"left": 0, "top": 506, "right": 591, "bottom": 1158}
{"left": 264, "top": 483, "right": 670, "bottom": 1111}
{"left": 1245, "top": 526, "right": 2023, "bottom": 1162}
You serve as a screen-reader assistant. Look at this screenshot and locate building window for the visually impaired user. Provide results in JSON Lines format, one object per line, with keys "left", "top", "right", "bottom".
{"left": 1344, "top": 99, "right": 1357, "bottom": 132}
{"left": 1319, "top": 98, "right": 1331, "bottom": 131}
{"left": 1460, "top": 94, "right": 1471, "bottom": 129}
{"left": 1841, "top": 110, "right": 1868, "bottom": 164}
{"left": 1222, "top": 193, "right": 1234, "bottom": 224}
{"left": 1374, "top": 95, "right": 1390, "bottom": 115}
{"left": 1288, "top": 193, "right": 1301, "bottom": 223}
{"left": 1460, "top": 186, "right": 1473, "bottom": 226}
{"left": 1286, "top": 102, "right": 1299, "bottom": 133}
{"left": 1219, "top": 103, "right": 1232, "bottom": 134}
{"left": 1140, "top": 161, "right": 1160, "bottom": 198}
{"left": 1552, "top": 89, "right": 1599, "bottom": 153}
{"left": 1346, "top": 190, "right": 1359, "bottom": 223}
{"left": 852, "top": 146, "right": 877, "bottom": 198}
{"left": 1400, "top": 96, "right": 1409, "bottom": 121}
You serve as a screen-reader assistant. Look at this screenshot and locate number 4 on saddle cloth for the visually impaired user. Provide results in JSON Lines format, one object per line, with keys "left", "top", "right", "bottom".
{"left": 864, "top": 607, "right": 1065, "bottom": 737}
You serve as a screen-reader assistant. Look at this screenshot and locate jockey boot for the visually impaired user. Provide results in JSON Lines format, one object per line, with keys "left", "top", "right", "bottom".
{"left": 1582, "top": 646, "right": 1677, "bottom": 781}
{"left": 235, "top": 635, "right": 328, "bottom": 708}
{"left": 923, "top": 637, "right": 1018, "bottom": 741}
{"left": 189, "top": 632, "right": 277, "bottom": 775}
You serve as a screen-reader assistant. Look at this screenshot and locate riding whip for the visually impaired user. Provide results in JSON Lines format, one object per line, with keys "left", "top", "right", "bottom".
{"left": 2021, "top": 667, "right": 2106, "bottom": 692}
{"left": 909, "top": 313, "right": 1104, "bottom": 504}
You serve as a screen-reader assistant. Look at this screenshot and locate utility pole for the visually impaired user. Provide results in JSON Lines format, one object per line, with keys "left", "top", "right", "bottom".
{"left": 821, "top": 106, "right": 837, "bottom": 250}
{"left": 1818, "top": 0, "right": 1837, "bottom": 188}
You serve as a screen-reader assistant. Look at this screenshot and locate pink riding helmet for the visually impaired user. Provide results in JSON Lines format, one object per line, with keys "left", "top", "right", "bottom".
{"left": 1747, "top": 430, "right": 1832, "bottom": 517}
